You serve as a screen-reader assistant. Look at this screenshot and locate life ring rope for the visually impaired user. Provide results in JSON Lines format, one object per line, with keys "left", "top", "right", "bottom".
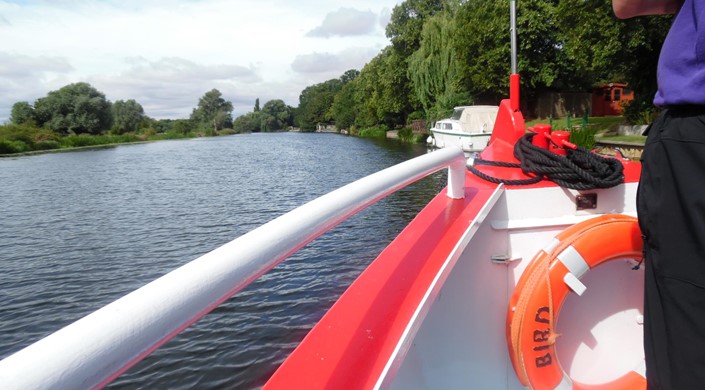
{"left": 507, "top": 214, "right": 644, "bottom": 389}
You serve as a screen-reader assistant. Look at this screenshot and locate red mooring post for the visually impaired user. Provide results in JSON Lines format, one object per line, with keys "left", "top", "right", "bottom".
{"left": 550, "top": 131, "right": 571, "bottom": 156}
{"left": 532, "top": 124, "right": 551, "bottom": 149}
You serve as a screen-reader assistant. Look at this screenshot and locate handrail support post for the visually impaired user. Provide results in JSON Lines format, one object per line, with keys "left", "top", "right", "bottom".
{"left": 447, "top": 153, "right": 466, "bottom": 199}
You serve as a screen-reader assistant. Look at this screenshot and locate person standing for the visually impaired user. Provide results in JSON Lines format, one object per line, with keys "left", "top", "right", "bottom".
{"left": 612, "top": 0, "right": 705, "bottom": 388}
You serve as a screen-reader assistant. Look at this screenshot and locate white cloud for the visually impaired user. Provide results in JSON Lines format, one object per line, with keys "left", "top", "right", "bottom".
{"left": 306, "top": 8, "right": 377, "bottom": 38}
{"left": 291, "top": 47, "right": 380, "bottom": 76}
{"left": 0, "top": 0, "right": 401, "bottom": 122}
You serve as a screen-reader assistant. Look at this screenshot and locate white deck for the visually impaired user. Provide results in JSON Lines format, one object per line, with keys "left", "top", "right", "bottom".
{"left": 389, "top": 183, "right": 643, "bottom": 388}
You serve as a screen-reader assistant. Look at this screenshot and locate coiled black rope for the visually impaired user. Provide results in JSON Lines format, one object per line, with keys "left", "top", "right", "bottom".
{"left": 467, "top": 133, "right": 624, "bottom": 190}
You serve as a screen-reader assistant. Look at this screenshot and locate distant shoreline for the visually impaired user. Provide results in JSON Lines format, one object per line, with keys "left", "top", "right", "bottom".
{"left": 0, "top": 141, "right": 155, "bottom": 158}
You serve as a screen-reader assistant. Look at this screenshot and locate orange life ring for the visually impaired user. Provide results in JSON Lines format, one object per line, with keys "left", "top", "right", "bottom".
{"left": 506, "top": 214, "right": 645, "bottom": 389}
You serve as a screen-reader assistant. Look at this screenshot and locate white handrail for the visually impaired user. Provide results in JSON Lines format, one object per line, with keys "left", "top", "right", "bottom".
{"left": 0, "top": 146, "right": 466, "bottom": 389}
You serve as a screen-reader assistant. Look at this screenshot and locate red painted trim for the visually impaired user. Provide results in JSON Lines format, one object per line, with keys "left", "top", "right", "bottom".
{"left": 264, "top": 182, "right": 500, "bottom": 389}
{"left": 510, "top": 74, "right": 520, "bottom": 111}
{"left": 264, "top": 102, "right": 641, "bottom": 388}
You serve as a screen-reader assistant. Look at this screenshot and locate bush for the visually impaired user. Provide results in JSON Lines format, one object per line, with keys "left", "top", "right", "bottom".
{"left": 569, "top": 127, "right": 598, "bottom": 150}
{"left": 61, "top": 134, "right": 101, "bottom": 148}
{"left": 357, "top": 126, "right": 387, "bottom": 138}
{"left": 398, "top": 127, "right": 415, "bottom": 143}
{"left": 0, "top": 139, "right": 29, "bottom": 154}
{"left": 34, "top": 140, "right": 61, "bottom": 150}
{"left": 622, "top": 96, "right": 659, "bottom": 125}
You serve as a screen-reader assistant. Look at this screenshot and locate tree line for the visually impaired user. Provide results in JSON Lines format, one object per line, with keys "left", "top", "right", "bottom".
{"left": 3, "top": 0, "right": 672, "bottom": 154}
{"left": 294, "top": 0, "right": 672, "bottom": 132}
{"left": 8, "top": 83, "right": 294, "bottom": 136}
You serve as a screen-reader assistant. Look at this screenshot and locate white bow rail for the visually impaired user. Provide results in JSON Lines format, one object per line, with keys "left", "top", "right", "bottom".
{"left": 0, "top": 147, "right": 466, "bottom": 389}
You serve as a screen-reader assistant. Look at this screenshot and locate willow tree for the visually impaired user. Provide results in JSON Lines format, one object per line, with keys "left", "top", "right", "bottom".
{"left": 408, "top": 12, "right": 466, "bottom": 121}
{"left": 111, "top": 99, "right": 145, "bottom": 134}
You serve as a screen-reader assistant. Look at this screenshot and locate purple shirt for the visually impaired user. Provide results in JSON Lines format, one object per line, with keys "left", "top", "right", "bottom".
{"left": 654, "top": 0, "right": 705, "bottom": 106}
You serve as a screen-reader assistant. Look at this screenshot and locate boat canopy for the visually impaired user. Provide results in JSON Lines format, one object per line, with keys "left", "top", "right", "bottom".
{"left": 450, "top": 105, "right": 499, "bottom": 134}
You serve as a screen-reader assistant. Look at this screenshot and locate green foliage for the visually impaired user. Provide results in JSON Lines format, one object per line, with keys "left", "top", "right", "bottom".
{"left": 111, "top": 99, "right": 145, "bottom": 134}
{"left": 219, "top": 128, "right": 239, "bottom": 135}
{"left": 171, "top": 119, "right": 195, "bottom": 135}
{"left": 386, "top": 0, "right": 446, "bottom": 57}
{"left": 33, "top": 82, "right": 112, "bottom": 135}
{"left": 397, "top": 127, "right": 416, "bottom": 143}
{"left": 295, "top": 78, "right": 343, "bottom": 130}
{"left": 357, "top": 126, "right": 387, "bottom": 138}
{"left": 34, "top": 140, "right": 61, "bottom": 150}
{"left": 622, "top": 95, "right": 660, "bottom": 125}
{"left": 331, "top": 82, "right": 358, "bottom": 130}
{"left": 261, "top": 99, "right": 293, "bottom": 131}
{"left": 407, "top": 111, "right": 425, "bottom": 122}
{"left": 10, "top": 102, "right": 34, "bottom": 125}
{"left": 190, "top": 89, "right": 233, "bottom": 131}
{"left": 254, "top": 98, "right": 260, "bottom": 112}
{"left": 554, "top": 0, "right": 671, "bottom": 96}
{"left": 0, "top": 123, "right": 61, "bottom": 154}
{"left": 233, "top": 111, "right": 263, "bottom": 133}
{"left": 340, "top": 69, "right": 360, "bottom": 84}
{"left": 452, "top": 1, "right": 511, "bottom": 101}
{"left": 354, "top": 48, "right": 417, "bottom": 129}
{"left": 329, "top": 69, "right": 362, "bottom": 130}
{"left": 408, "top": 12, "right": 462, "bottom": 113}
{"left": 0, "top": 140, "right": 29, "bottom": 154}
{"left": 569, "top": 127, "right": 598, "bottom": 150}
{"left": 59, "top": 133, "right": 141, "bottom": 148}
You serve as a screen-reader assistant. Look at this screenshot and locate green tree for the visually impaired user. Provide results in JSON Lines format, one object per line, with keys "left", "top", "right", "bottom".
{"left": 10, "top": 102, "right": 34, "bottom": 125}
{"left": 172, "top": 119, "right": 195, "bottom": 135}
{"left": 190, "top": 89, "right": 233, "bottom": 131}
{"left": 452, "top": 0, "right": 562, "bottom": 105}
{"left": 331, "top": 80, "right": 359, "bottom": 130}
{"left": 340, "top": 69, "right": 360, "bottom": 84}
{"left": 353, "top": 48, "right": 417, "bottom": 128}
{"left": 33, "top": 82, "right": 112, "bottom": 135}
{"left": 261, "top": 99, "right": 293, "bottom": 131}
{"left": 295, "top": 79, "right": 343, "bottom": 131}
{"left": 254, "top": 98, "right": 260, "bottom": 112}
{"left": 111, "top": 99, "right": 145, "bottom": 134}
{"left": 408, "top": 11, "right": 467, "bottom": 120}
{"left": 386, "top": 0, "right": 447, "bottom": 57}
{"left": 233, "top": 111, "right": 263, "bottom": 133}
{"left": 555, "top": 0, "right": 670, "bottom": 94}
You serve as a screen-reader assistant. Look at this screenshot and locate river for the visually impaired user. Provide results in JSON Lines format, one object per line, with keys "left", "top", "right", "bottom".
{"left": 0, "top": 132, "right": 443, "bottom": 388}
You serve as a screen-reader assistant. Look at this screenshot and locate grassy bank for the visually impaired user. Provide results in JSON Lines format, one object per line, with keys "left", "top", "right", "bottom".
{"left": 0, "top": 124, "right": 235, "bottom": 157}
{"left": 525, "top": 115, "right": 624, "bottom": 133}
{"left": 525, "top": 116, "right": 638, "bottom": 149}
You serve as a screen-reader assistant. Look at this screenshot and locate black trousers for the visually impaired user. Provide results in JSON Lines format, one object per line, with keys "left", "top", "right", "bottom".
{"left": 638, "top": 106, "right": 705, "bottom": 389}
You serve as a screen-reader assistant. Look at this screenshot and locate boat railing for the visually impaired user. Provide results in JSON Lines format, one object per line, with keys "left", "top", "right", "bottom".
{"left": 0, "top": 146, "right": 467, "bottom": 389}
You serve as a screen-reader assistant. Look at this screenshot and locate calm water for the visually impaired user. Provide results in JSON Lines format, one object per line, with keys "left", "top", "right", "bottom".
{"left": 0, "top": 133, "right": 442, "bottom": 388}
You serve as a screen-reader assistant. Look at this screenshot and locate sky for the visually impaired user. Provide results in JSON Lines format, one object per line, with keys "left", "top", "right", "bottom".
{"left": 0, "top": 0, "right": 403, "bottom": 122}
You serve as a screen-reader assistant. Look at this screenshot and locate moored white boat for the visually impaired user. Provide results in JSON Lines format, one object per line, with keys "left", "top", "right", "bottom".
{"left": 428, "top": 105, "right": 499, "bottom": 152}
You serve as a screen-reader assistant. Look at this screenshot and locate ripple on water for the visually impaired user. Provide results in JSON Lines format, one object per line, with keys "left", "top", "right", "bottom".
{"left": 0, "top": 133, "right": 441, "bottom": 388}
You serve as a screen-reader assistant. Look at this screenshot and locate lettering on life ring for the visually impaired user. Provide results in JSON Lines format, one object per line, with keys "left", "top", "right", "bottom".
{"left": 506, "top": 214, "right": 646, "bottom": 389}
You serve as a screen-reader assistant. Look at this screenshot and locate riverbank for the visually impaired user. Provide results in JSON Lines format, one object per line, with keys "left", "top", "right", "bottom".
{"left": 0, "top": 122, "right": 239, "bottom": 157}
{"left": 0, "top": 141, "right": 156, "bottom": 158}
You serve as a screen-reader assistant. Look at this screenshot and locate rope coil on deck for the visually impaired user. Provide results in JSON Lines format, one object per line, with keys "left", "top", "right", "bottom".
{"left": 467, "top": 133, "right": 624, "bottom": 189}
